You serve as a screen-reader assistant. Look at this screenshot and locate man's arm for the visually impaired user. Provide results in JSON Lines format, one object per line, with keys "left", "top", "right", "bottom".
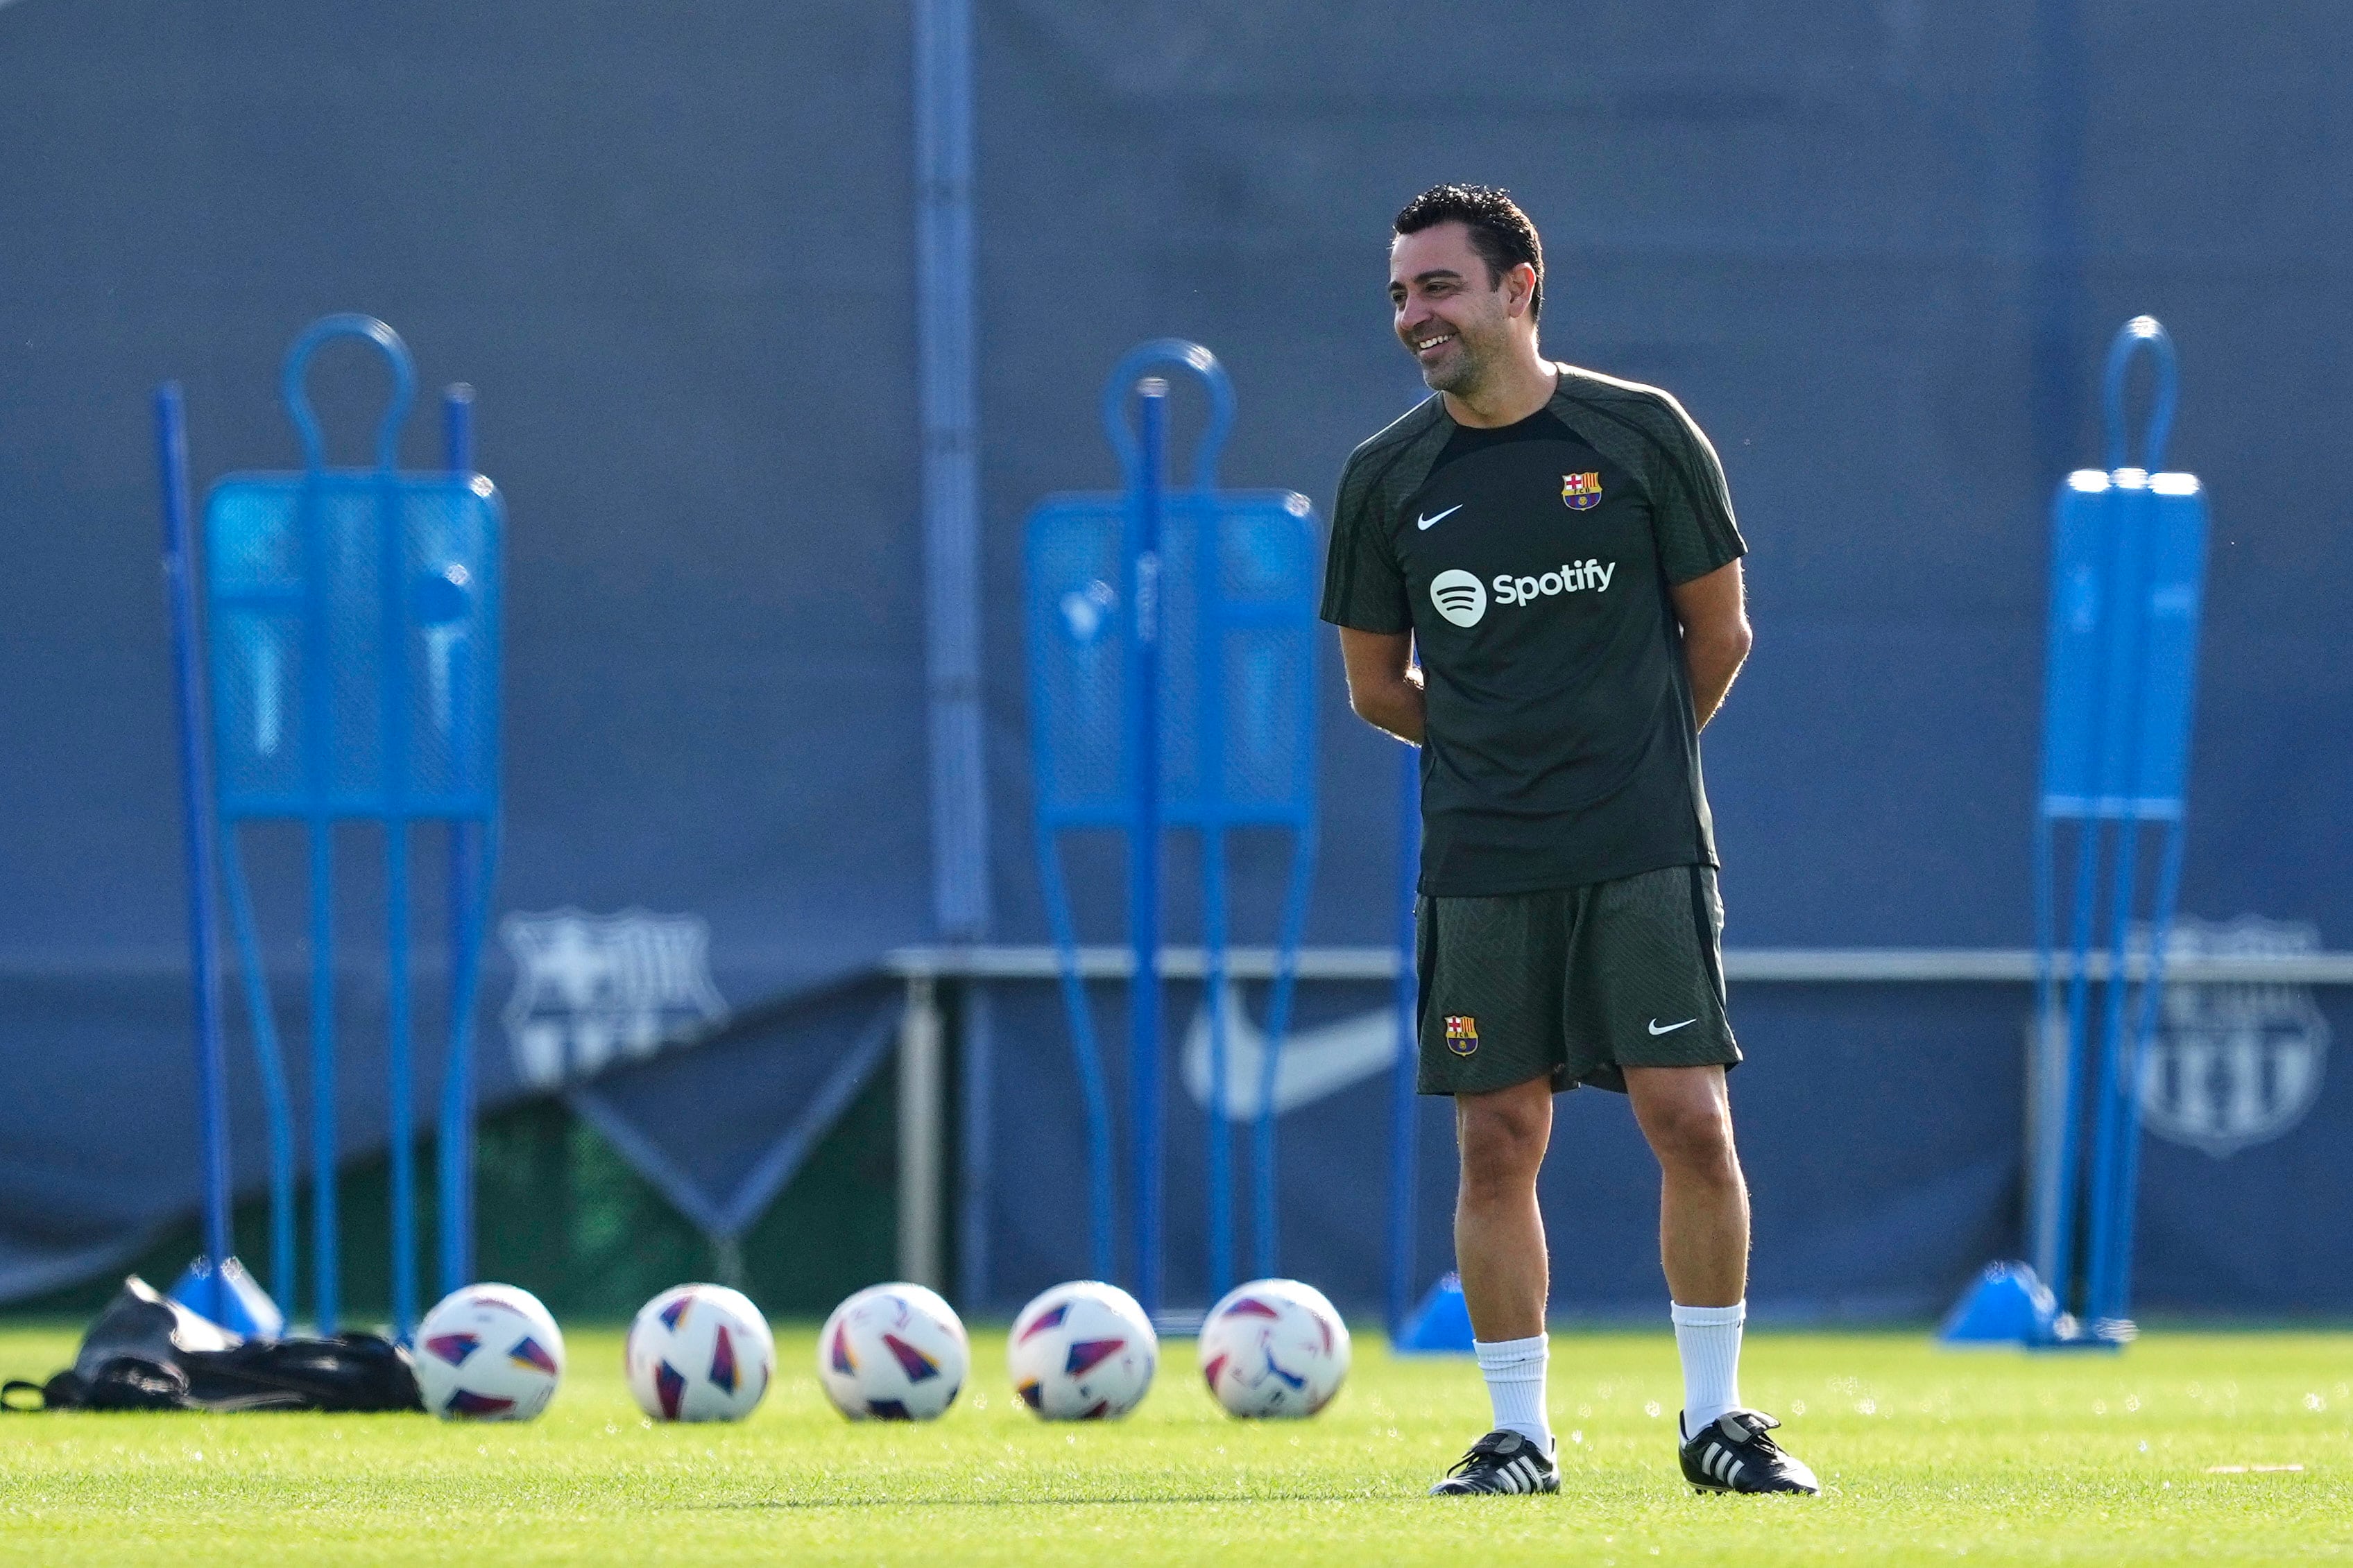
{"left": 1337, "top": 626, "right": 1425, "bottom": 745}
{"left": 1670, "top": 558, "right": 1751, "bottom": 730}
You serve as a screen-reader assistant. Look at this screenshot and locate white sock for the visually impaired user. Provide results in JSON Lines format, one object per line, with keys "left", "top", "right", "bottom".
{"left": 1672, "top": 1300, "right": 1745, "bottom": 1439}
{"left": 1472, "top": 1334, "right": 1552, "bottom": 1454}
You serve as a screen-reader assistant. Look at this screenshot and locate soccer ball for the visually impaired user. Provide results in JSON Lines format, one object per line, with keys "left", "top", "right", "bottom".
{"left": 1198, "top": 1277, "right": 1351, "bottom": 1418}
{"left": 816, "top": 1282, "right": 968, "bottom": 1421}
{"left": 1007, "top": 1280, "right": 1157, "bottom": 1420}
{"left": 413, "top": 1282, "right": 565, "bottom": 1420}
{"left": 625, "top": 1284, "right": 775, "bottom": 1422}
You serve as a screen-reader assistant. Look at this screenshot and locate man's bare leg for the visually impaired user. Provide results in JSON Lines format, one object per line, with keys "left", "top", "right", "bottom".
{"left": 1453, "top": 1076, "right": 1555, "bottom": 1456}
{"left": 1455, "top": 1076, "right": 1554, "bottom": 1334}
{"left": 1625, "top": 1064, "right": 1749, "bottom": 1436}
{"left": 1625, "top": 1064, "right": 1747, "bottom": 1302}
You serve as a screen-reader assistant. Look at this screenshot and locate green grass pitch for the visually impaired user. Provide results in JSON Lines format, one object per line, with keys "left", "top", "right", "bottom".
{"left": 0, "top": 1323, "right": 2345, "bottom": 1564}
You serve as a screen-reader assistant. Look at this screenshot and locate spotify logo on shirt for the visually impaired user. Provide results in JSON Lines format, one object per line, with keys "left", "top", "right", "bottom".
{"left": 1428, "top": 561, "right": 1616, "bottom": 629}
{"left": 1429, "top": 570, "right": 1488, "bottom": 627}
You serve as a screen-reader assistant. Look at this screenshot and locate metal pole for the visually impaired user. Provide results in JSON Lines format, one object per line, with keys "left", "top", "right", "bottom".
{"left": 955, "top": 981, "right": 993, "bottom": 1308}
{"left": 898, "top": 975, "right": 946, "bottom": 1289}
{"left": 1129, "top": 378, "right": 1167, "bottom": 1311}
{"left": 157, "top": 384, "right": 234, "bottom": 1326}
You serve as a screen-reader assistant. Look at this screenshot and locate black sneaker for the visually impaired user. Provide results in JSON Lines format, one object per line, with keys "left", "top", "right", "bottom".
{"left": 1679, "top": 1410, "right": 1820, "bottom": 1494}
{"left": 1428, "top": 1429, "right": 1559, "bottom": 1496}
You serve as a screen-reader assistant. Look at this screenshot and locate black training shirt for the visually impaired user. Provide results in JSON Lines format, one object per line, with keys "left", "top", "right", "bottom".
{"left": 1319, "top": 363, "right": 1746, "bottom": 896}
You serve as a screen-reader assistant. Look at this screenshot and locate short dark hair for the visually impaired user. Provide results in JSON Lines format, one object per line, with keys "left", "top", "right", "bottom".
{"left": 1393, "top": 184, "right": 1544, "bottom": 320}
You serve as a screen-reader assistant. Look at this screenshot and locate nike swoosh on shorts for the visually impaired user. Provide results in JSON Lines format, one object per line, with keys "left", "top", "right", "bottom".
{"left": 1648, "top": 1018, "right": 1697, "bottom": 1035}
{"left": 1416, "top": 505, "right": 1462, "bottom": 531}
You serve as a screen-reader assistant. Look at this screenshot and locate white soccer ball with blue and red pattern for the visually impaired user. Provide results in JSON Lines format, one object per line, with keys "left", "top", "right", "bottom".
{"left": 625, "top": 1284, "right": 775, "bottom": 1423}
{"left": 1198, "top": 1277, "right": 1350, "bottom": 1418}
{"left": 413, "top": 1282, "right": 566, "bottom": 1421}
{"left": 1007, "top": 1280, "right": 1157, "bottom": 1420}
{"left": 816, "top": 1282, "right": 968, "bottom": 1421}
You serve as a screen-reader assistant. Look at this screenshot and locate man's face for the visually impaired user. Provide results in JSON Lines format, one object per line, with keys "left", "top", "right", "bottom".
{"left": 1389, "top": 222, "right": 1528, "bottom": 395}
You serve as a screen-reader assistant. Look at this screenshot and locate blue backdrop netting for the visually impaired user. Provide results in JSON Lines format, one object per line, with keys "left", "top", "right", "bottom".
{"left": 0, "top": 0, "right": 2347, "bottom": 1314}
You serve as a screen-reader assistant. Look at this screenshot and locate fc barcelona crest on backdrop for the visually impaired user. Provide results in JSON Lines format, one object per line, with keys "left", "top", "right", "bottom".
{"left": 1561, "top": 472, "right": 1602, "bottom": 511}
{"left": 2139, "top": 916, "right": 2330, "bottom": 1158}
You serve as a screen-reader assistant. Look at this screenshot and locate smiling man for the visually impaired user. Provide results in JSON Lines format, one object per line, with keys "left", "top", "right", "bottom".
{"left": 1321, "top": 184, "right": 1816, "bottom": 1499}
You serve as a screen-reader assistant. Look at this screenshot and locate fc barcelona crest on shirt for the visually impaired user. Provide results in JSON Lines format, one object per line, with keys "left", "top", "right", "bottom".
{"left": 1561, "top": 472, "right": 1603, "bottom": 511}
{"left": 1445, "top": 1015, "right": 1480, "bottom": 1056}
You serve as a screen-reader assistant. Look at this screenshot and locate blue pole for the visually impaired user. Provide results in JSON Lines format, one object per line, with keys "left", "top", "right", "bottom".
{"left": 307, "top": 828, "right": 336, "bottom": 1334}
{"left": 2082, "top": 816, "right": 2143, "bottom": 1329}
{"left": 1202, "top": 821, "right": 1233, "bottom": 1299}
{"left": 2027, "top": 810, "right": 2063, "bottom": 1289}
{"left": 436, "top": 835, "right": 495, "bottom": 1300}
{"left": 443, "top": 384, "right": 474, "bottom": 471}
{"left": 1385, "top": 743, "right": 1421, "bottom": 1338}
{"left": 386, "top": 819, "right": 416, "bottom": 1337}
{"left": 2101, "top": 816, "right": 2188, "bottom": 1320}
{"left": 2050, "top": 815, "right": 2103, "bottom": 1313}
{"left": 2081, "top": 320, "right": 2187, "bottom": 1329}
{"left": 1198, "top": 480, "right": 1233, "bottom": 1299}
{"left": 300, "top": 460, "right": 340, "bottom": 1334}
{"left": 157, "top": 384, "right": 234, "bottom": 1326}
{"left": 379, "top": 443, "right": 418, "bottom": 1338}
{"left": 2048, "top": 475, "right": 2137, "bottom": 1317}
{"left": 1038, "top": 847, "right": 1116, "bottom": 1280}
{"left": 1251, "top": 818, "right": 1315, "bottom": 1280}
{"left": 439, "top": 383, "right": 478, "bottom": 1297}
{"left": 221, "top": 831, "right": 298, "bottom": 1311}
{"left": 2082, "top": 482, "right": 2159, "bottom": 1330}
{"left": 1129, "top": 377, "right": 1167, "bottom": 1313}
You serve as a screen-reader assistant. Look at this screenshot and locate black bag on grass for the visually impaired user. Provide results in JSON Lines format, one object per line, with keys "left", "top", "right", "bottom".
{"left": 1, "top": 1275, "right": 423, "bottom": 1413}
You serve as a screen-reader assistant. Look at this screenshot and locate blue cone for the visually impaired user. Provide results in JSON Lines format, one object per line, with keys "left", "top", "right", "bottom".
{"left": 1938, "top": 1260, "right": 2058, "bottom": 1345}
{"left": 168, "top": 1255, "right": 285, "bottom": 1341}
{"left": 1394, "top": 1271, "right": 1477, "bottom": 1354}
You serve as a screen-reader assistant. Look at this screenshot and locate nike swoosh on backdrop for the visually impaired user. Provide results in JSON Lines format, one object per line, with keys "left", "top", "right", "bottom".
{"left": 1415, "top": 505, "right": 1462, "bottom": 531}
{"left": 1648, "top": 1018, "right": 1697, "bottom": 1035}
{"left": 1181, "top": 985, "right": 1398, "bottom": 1119}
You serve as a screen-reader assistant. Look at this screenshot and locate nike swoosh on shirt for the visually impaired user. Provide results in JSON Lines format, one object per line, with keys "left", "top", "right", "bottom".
{"left": 1415, "top": 505, "right": 1462, "bottom": 531}
{"left": 1648, "top": 1018, "right": 1697, "bottom": 1035}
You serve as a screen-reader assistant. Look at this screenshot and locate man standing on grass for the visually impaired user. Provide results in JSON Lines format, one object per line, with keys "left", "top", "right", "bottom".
{"left": 1321, "top": 184, "right": 1817, "bottom": 1498}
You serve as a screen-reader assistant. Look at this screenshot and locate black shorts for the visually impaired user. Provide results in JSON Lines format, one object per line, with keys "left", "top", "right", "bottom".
{"left": 1414, "top": 864, "right": 1740, "bottom": 1096}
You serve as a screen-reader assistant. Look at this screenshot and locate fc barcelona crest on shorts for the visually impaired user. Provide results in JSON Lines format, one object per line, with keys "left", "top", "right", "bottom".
{"left": 1446, "top": 1015, "right": 1479, "bottom": 1056}
{"left": 1561, "top": 472, "right": 1602, "bottom": 511}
